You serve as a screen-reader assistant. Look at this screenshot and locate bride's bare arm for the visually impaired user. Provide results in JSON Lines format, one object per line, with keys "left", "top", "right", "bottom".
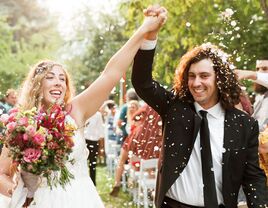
{"left": 69, "top": 10, "right": 167, "bottom": 126}
{"left": 0, "top": 147, "right": 16, "bottom": 197}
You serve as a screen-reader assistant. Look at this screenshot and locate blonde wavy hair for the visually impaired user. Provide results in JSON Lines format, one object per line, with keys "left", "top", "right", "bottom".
{"left": 127, "top": 100, "right": 140, "bottom": 124}
{"left": 18, "top": 60, "right": 75, "bottom": 110}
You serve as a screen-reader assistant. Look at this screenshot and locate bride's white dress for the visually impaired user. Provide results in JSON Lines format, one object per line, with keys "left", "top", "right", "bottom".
{"left": 9, "top": 116, "right": 105, "bottom": 208}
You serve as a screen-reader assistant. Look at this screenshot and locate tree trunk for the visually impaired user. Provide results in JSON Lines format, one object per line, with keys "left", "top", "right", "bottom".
{"left": 260, "top": 0, "right": 268, "bottom": 22}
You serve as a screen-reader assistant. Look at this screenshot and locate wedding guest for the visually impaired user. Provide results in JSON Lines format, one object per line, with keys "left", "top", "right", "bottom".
{"left": 0, "top": 10, "right": 168, "bottom": 208}
{"left": 0, "top": 103, "right": 6, "bottom": 114}
{"left": 110, "top": 104, "right": 162, "bottom": 197}
{"left": 102, "top": 100, "right": 117, "bottom": 156}
{"left": 125, "top": 100, "right": 140, "bottom": 135}
{"left": 0, "top": 103, "right": 6, "bottom": 153}
{"left": 235, "top": 59, "right": 268, "bottom": 131}
{"left": 235, "top": 61, "right": 268, "bottom": 89}
{"left": 84, "top": 111, "right": 105, "bottom": 186}
{"left": 116, "top": 88, "right": 139, "bottom": 144}
{"left": 110, "top": 100, "right": 140, "bottom": 196}
{"left": 128, "top": 104, "right": 162, "bottom": 160}
{"left": 132, "top": 5, "right": 268, "bottom": 208}
{"left": 235, "top": 59, "right": 268, "bottom": 188}
{"left": 3, "top": 89, "right": 17, "bottom": 113}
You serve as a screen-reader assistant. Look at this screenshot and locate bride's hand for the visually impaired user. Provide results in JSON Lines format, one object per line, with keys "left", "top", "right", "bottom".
{"left": 0, "top": 174, "right": 17, "bottom": 197}
{"left": 140, "top": 5, "right": 168, "bottom": 40}
{"left": 7, "top": 183, "right": 16, "bottom": 197}
{"left": 143, "top": 5, "right": 167, "bottom": 18}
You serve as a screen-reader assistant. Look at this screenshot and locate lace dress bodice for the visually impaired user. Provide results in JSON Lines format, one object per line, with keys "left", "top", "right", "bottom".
{"left": 64, "top": 116, "right": 90, "bottom": 178}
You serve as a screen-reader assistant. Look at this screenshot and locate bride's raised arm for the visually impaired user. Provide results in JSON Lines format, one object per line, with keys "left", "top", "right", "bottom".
{"left": 69, "top": 9, "right": 167, "bottom": 126}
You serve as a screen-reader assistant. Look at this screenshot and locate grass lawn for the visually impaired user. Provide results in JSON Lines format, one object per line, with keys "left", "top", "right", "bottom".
{"left": 96, "top": 165, "right": 136, "bottom": 208}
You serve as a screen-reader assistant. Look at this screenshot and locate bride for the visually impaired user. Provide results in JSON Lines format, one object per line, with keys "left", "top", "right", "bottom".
{"left": 0, "top": 6, "right": 167, "bottom": 208}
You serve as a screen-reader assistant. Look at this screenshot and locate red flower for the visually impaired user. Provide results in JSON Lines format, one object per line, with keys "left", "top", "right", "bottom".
{"left": 33, "top": 133, "right": 45, "bottom": 146}
{"left": 47, "top": 141, "right": 59, "bottom": 150}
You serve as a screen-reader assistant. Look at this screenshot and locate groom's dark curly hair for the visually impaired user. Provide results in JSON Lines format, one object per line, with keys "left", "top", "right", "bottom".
{"left": 173, "top": 43, "right": 241, "bottom": 110}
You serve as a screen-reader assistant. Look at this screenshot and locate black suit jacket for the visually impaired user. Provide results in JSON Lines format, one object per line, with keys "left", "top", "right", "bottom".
{"left": 131, "top": 49, "right": 268, "bottom": 208}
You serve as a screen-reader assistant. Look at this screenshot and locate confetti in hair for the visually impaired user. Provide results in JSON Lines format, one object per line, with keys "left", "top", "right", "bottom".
{"left": 173, "top": 43, "right": 241, "bottom": 110}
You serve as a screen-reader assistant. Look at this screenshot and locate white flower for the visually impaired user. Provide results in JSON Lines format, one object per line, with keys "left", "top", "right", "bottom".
{"left": 229, "top": 64, "right": 236, "bottom": 70}
{"left": 234, "top": 27, "right": 240, "bottom": 31}
{"left": 252, "top": 14, "right": 258, "bottom": 21}
{"left": 236, "top": 57, "right": 241, "bottom": 62}
{"left": 230, "top": 20, "right": 237, "bottom": 27}
{"left": 220, "top": 8, "right": 234, "bottom": 19}
{"left": 201, "top": 42, "right": 213, "bottom": 50}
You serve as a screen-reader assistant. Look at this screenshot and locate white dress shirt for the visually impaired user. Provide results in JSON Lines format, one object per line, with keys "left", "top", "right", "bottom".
{"left": 166, "top": 102, "right": 225, "bottom": 206}
{"left": 140, "top": 39, "right": 157, "bottom": 50}
{"left": 84, "top": 112, "right": 105, "bottom": 141}
{"left": 256, "top": 72, "right": 268, "bottom": 88}
{"left": 252, "top": 92, "right": 268, "bottom": 131}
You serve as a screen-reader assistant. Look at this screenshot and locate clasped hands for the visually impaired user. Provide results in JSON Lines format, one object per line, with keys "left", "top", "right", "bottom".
{"left": 141, "top": 5, "right": 168, "bottom": 40}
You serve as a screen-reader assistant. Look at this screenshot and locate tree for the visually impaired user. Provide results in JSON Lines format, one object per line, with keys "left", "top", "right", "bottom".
{"left": 120, "top": 0, "right": 268, "bottom": 89}
{"left": 260, "top": 0, "right": 268, "bottom": 22}
{"left": 64, "top": 9, "right": 127, "bottom": 101}
{"left": 0, "top": 0, "right": 62, "bottom": 96}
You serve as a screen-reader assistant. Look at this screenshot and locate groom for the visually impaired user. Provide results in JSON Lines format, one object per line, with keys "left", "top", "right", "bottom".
{"left": 132, "top": 5, "right": 268, "bottom": 208}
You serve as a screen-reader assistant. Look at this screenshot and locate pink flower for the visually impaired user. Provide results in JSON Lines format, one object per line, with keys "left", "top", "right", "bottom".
{"left": 33, "top": 133, "right": 45, "bottom": 146}
{"left": 9, "top": 108, "right": 19, "bottom": 114}
{"left": 6, "top": 121, "right": 17, "bottom": 132}
{"left": 8, "top": 113, "right": 16, "bottom": 122}
{"left": 26, "top": 125, "right": 36, "bottom": 137}
{"left": 23, "top": 148, "right": 41, "bottom": 163}
{"left": 22, "top": 133, "right": 28, "bottom": 141}
{"left": 18, "top": 117, "right": 28, "bottom": 126}
{"left": 0, "top": 114, "right": 9, "bottom": 124}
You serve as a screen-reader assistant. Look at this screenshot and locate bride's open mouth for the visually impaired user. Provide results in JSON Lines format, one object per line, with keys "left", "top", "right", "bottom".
{"left": 49, "top": 90, "right": 62, "bottom": 99}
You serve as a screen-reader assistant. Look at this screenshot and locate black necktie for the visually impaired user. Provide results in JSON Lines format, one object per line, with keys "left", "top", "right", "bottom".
{"left": 199, "top": 110, "right": 218, "bottom": 208}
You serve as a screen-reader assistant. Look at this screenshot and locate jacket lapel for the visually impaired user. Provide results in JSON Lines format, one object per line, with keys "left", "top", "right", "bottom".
{"left": 222, "top": 110, "right": 234, "bottom": 205}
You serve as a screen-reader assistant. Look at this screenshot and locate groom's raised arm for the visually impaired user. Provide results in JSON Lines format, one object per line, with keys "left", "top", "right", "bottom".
{"left": 131, "top": 6, "right": 173, "bottom": 116}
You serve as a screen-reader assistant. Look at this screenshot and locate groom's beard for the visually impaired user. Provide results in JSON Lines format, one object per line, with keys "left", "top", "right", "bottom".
{"left": 254, "top": 83, "right": 268, "bottom": 94}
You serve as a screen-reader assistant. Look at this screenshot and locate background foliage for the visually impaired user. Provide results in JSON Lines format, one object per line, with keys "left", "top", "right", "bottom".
{"left": 120, "top": 0, "right": 268, "bottom": 90}
{"left": 0, "top": 0, "right": 268, "bottom": 99}
{"left": 0, "top": 0, "right": 62, "bottom": 97}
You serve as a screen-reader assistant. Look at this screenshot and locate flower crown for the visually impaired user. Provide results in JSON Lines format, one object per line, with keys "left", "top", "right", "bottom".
{"left": 34, "top": 62, "right": 56, "bottom": 77}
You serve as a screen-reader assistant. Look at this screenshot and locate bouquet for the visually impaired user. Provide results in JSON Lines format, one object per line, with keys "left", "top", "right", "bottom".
{"left": 0, "top": 104, "right": 76, "bottom": 189}
{"left": 259, "top": 126, "right": 268, "bottom": 184}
